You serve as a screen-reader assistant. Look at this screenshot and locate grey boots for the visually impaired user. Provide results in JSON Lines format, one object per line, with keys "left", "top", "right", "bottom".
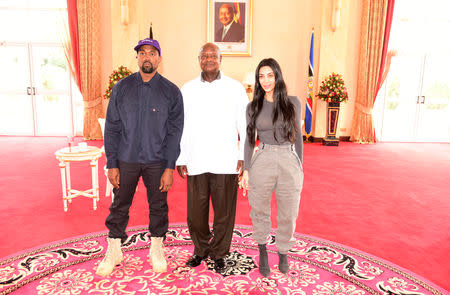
{"left": 258, "top": 244, "right": 290, "bottom": 277}
{"left": 258, "top": 244, "right": 270, "bottom": 277}
{"left": 278, "top": 252, "right": 289, "bottom": 274}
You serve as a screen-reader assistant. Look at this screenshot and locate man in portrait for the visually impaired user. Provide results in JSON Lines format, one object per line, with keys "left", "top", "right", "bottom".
{"left": 214, "top": 3, "right": 245, "bottom": 43}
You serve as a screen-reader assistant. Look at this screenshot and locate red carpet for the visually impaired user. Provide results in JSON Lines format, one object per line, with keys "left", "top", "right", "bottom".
{"left": 1, "top": 225, "right": 446, "bottom": 294}
{"left": 0, "top": 137, "right": 449, "bottom": 292}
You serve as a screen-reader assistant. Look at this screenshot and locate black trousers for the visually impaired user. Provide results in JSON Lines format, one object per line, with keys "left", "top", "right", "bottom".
{"left": 187, "top": 173, "right": 238, "bottom": 260}
{"left": 106, "top": 160, "right": 168, "bottom": 243}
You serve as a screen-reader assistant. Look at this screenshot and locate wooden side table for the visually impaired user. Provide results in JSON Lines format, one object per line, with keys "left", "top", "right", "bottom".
{"left": 55, "top": 146, "right": 103, "bottom": 212}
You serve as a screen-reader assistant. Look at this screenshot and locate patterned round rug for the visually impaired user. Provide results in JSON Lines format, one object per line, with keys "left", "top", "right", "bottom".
{"left": 0, "top": 224, "right": 446, "bottom": 295}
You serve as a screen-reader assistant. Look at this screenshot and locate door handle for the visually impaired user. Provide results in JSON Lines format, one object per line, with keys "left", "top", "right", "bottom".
{"left": 26, "top": 87, "right": 36, "bottom": 95}
{"left": 416, "top": 96, "right": 425, "bottom": 104}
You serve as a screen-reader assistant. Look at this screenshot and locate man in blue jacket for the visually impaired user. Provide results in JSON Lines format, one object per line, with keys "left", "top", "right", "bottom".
{"left": 96, "top": 38, "right": 184, "bottom": 276}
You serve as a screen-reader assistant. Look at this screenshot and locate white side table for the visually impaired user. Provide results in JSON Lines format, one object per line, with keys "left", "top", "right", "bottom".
{"left": 55, "top": 146, "right": 103, "bottom": 212}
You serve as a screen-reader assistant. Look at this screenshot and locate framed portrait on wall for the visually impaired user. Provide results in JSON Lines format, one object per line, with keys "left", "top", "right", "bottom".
{"left": 207, "top": 0, "right": 253, "bottom": 56}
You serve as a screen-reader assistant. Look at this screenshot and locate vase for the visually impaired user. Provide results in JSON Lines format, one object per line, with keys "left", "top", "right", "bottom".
{"left": 323, "top": 102, "right": 340, "bottom": 146}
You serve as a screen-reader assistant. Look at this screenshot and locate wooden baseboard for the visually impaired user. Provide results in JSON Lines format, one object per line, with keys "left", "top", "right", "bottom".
{"left": 322, "top": 138, "right": 340, "bottom": 146}
{"left": 304, "top": 136, "right": 350, "bottom": 143}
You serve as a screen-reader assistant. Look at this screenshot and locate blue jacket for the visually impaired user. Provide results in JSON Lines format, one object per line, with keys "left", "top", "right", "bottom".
{"left": 105, "top": 72, "right": 184, "bottom": 169}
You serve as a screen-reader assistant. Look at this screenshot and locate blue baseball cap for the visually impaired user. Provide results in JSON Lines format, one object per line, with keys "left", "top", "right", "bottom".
{"left": 134, "top": 38, "right": 161, "bottom": 56}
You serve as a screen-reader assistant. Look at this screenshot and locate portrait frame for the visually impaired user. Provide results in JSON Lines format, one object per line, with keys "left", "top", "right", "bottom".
{"left": 207, "top": 0, "right": 253, "bottom": 56}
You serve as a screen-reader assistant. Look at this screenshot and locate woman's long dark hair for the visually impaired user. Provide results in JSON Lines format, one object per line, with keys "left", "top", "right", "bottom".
{"left": 247, "top": 58, "right": 298, "bottom": 146}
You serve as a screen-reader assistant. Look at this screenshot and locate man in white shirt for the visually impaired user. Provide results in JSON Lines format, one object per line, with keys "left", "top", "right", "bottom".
{"left": 176, "top": 43, "right": 247, "bottom": 273}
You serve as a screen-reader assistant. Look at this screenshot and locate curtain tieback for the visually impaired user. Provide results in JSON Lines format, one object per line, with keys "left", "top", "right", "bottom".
{"left": 84, "top": 96, "right": 103, "bottom": 109}
{"left": 355, "top": 102, "right": 373, "bottom": 115}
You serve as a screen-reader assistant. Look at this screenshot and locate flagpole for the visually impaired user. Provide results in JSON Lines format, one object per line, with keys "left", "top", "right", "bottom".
{"left": 149, "top": 22, "right": 153, "bottom": 39}
{"left": 305, "top": 30, "right": 314, "bottom": 140}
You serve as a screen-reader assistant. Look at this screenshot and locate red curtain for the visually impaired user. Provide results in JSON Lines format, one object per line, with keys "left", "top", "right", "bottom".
{"left": 67, "top": 0, "right": 81, "bottom": 90}
{"left": 374, "top": 0, "right": 395, "bottom": 102}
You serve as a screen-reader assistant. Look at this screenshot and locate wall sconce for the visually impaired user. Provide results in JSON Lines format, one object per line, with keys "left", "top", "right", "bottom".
{"left": 120, "top": 0, "right": 129, "bottom": 26}
{"left": 242, "top": 72, "right": 255, "bottom": 94}
{"left": 331, "top": 0, "right": 341, "bottom": 32}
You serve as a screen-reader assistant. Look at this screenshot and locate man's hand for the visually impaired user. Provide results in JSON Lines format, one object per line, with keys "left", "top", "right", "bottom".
{"left": 236, "top": 160, "right": 244, "bottom": 177}
{"left": 239, "top": 170, "right": 250, "bottom": 197}
{"left": 176, "top": 165, "right": 188, "bottom": 179}
{"left": 160, "top": 168, "right": 174, "bottom": 192}
{"left": 107, "top": 168, "right": 120, "bottom": 189}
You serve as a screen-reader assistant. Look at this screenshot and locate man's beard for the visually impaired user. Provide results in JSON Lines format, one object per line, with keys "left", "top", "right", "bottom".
{"left": 141, "top": 62, "right": 155, "bottom": 74}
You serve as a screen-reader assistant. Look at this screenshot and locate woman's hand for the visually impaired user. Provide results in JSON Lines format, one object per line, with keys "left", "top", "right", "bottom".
{"left": 239, "top": 170, "right": 250, "bottom": 196}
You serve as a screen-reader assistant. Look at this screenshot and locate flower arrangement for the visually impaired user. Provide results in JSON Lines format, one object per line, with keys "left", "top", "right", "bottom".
{"left": 316, "top": 73, "right": 349, "bottom": 103}
{"left": 104, "top": 66, "right": 132, "bottom": 99}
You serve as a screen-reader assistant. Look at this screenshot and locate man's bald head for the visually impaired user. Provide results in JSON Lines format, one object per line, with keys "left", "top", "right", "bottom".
{"left": 199, "top": 43, "right": 221, "bottom": 58}
{"left": 218, "top": 3, "right": 234, "bottom": 26}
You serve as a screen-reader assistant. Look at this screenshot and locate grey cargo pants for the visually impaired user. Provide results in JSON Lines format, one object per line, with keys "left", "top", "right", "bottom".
{"left": 248, "top": 143, "right": 303, "bottom": 254}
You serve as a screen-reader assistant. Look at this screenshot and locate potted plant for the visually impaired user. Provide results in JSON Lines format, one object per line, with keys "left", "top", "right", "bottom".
{"left": 100, "top": 66, "right": 132, "bottom": 137}
{"left": 104, "top": 66, "right": 132, "bottom": 100}
{"left": 316, "top": 73, "right": 349, "bottom": 146}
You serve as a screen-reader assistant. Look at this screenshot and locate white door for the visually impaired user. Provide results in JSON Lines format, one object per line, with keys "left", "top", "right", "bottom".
{"left": 0, "top": 44, "right": 34, "bottom": 135}
{"left": 0, "top": 2, "right": 82, "bottom": 136}
{"left": 374, "top": 0, "right": 450, "bottom": 142}
{"left": 376, "top": 53, "right": 450, "bottom": 142}
{"left": 416, "top": 54, "right": 450, "bottom": 142}
{"left": 31, "top": 44, "right": 74, "bottom": 136}
{"left": 0, "top": 43, "right": 75, "bottom": 136}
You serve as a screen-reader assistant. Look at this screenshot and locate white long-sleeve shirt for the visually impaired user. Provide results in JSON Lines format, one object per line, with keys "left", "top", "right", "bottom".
{"left": 176, "top": 73, "right": 248, "bottom": 175}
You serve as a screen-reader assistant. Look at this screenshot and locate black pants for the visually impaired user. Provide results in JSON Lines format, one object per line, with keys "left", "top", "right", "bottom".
{"left": 187, "top": 173, "right": 238, "bottom": 260}
{"left": 106, "top": 160, "right": 168, "bottom": 243}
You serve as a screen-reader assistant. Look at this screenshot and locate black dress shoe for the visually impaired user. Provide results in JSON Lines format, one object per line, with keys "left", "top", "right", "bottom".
{"left": 214, "top": 258, "right": 226, "bottom": 272}
{"left": 186, "top": 254, "right": 207, "bottom": 267}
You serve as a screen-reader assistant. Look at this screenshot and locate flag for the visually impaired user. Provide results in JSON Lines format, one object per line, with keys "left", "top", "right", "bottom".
{"left": 234, "top": 2, "right": 241, "bottom": 24}
{"left": 305, "top": 31, "right": 314, "bottom": 137}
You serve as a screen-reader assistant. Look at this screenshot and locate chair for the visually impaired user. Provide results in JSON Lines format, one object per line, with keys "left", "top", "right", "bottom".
{"left": 98, "top": 118, "right": 138, "bottom": 202}
{"left": 98, "top": 118, "right": 114, "bottom": 201}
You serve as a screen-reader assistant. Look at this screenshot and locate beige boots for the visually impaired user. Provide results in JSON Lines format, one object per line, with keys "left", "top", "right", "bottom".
{"left": 96, "top": 237, "right": 167, "bottom": 276}
{"left": 96, "top": 238, "right": 123, "bottom": 277}
{"left": 149, "top": 237, "right": 167, "bottom": 273}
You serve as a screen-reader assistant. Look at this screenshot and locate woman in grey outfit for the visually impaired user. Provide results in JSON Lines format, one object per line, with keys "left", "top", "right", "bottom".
{"left": 240, "top": 58, "right": 303, "bottom": 277}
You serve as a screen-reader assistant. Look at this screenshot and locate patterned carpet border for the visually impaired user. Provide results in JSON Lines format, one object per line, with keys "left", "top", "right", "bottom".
{"left": 0, "top": 224, "right": 447, "bottom": 295}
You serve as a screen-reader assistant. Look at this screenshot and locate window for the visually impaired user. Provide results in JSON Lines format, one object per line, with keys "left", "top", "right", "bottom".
{"left": 374, "top": 0, "right": 450, "bottom": 142}
{"left": 0, "top": 0, "right": 83, "bottom": 136}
